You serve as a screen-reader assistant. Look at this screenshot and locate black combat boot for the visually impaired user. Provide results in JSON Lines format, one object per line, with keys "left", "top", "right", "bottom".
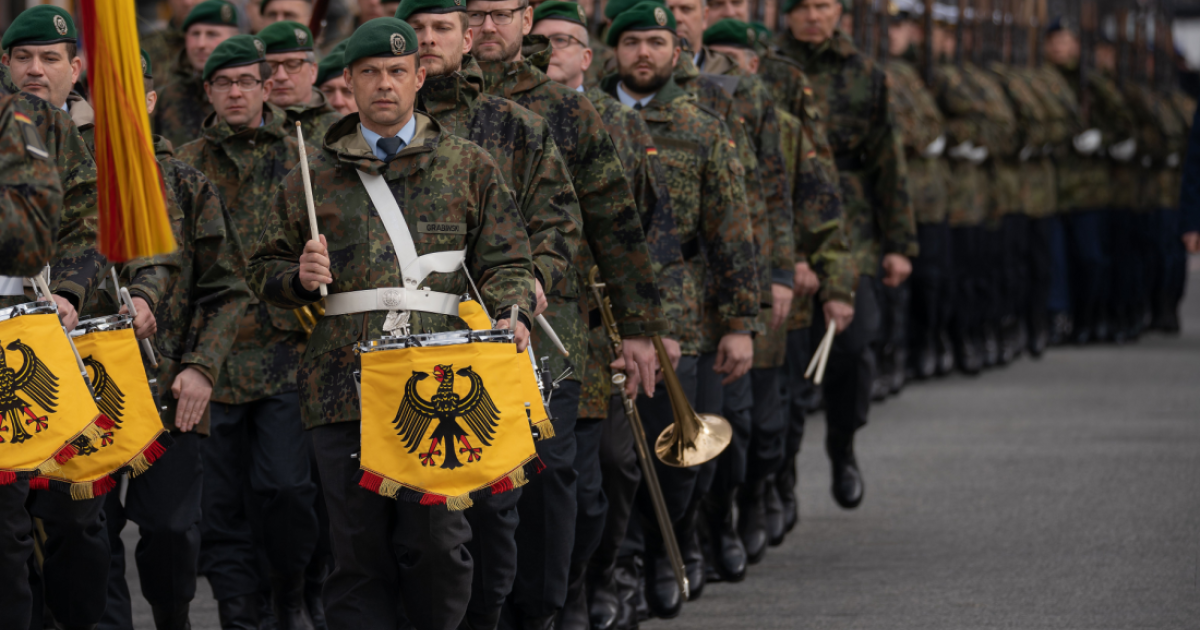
{"left": 827, "top": 433, "right": 864, "bottom": 510}
{"left": 150, "top": 601, "right": 192, "bottom": 630}
{"left": 269, "top": 573, "right": 315, "bottom": 630}
{"left": 217, "top": 594, "right": 259, "bottom": 630}
{"left": 738, "top": 479, "right": 769, "bottom": 564}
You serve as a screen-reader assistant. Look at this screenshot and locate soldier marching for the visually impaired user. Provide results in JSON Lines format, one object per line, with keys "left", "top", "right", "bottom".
{"left": 0, "top": 0, "right": 1195, "bottom": 629}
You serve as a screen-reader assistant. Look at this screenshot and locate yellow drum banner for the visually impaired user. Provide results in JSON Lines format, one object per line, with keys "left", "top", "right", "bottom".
{"left": 457, "top": 300, "right": 552, "bottom": 439}
{"left": 0, "top": 313, "right": 109, "bottom": 484}
{"left": 40, "top": 326, "right": 170, "bottom": 499}
{"left": 358, "top": 342, "right": 543, "bottom": 510}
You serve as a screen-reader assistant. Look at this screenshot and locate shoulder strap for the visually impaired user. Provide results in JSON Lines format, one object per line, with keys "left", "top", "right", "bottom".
{"left": 355, "top": 169, "right": 466, "bottom": 289}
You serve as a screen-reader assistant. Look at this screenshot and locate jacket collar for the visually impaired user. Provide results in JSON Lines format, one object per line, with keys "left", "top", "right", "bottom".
{"left": 323, "top": 111, "right": 441, "bottom": 178}
{"left": 417, "top": 62, "right": 483, "bottom": 136}
{"left": 475, "top": 35, "right": 554, "bottom": 99}
{"left": 200, "top": 101, "right": 290, "bottom": 146}
{"left": 66, "top": 91, "right": 94, "bottom": 129}
{"left": 599, "top": 74, "right": 687, "bottom": 123}
{"left": 286, "top": 88, "right": 334, "bottom": 116}
{"left": 781, "top": 28, "right": 856, "bottom": 65}
{"left": 153, "top": 134, "right": 174, "bottom": 159}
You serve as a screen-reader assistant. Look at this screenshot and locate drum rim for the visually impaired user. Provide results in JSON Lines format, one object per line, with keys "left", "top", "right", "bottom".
{"left": 356, "top": 328, "right": 516, "bottom": 353}
{"left": 69, "top": 314, "right": 134, "bottom": 337}
{"left": 0, "top": 300, "right": 59, "bottom": 321}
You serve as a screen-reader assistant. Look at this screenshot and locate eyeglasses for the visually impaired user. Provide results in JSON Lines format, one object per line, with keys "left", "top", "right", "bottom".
{"left": 208, "top": 76, "right": 263, "bottom": 91}
{"left": 268, "top": 58, "right": 311, "bottom": 74}
{"left": 467, "top": 5, "right": 528, "bottom": 26}
{"left": 546, "top": 34, "right": 586, "bottom": 49}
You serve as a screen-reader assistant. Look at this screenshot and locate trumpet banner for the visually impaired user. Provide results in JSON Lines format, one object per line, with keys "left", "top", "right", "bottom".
{"left": 0, "top": 313, "right": 111, "bottom": 484}
{"left": 37, "top": 327, "right": 170, "bottom": 499}
{"left": 357, "top": 342, "right": 544, "bottom": 510}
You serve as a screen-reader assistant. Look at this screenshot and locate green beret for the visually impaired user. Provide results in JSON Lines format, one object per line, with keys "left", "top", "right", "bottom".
{"left": 183, "top": 1, "right": 240, "bottom": 32}
{"left": 141, "top": 49, "right": 153, "bottom": 78}
{"left": 2, "top": 5, "right": 77, "bottom": 51}
{"left": 703, "top": 19, "right": 755, "bottom": 49}
{"left": 604, "top": 0, "right": 663, "bottom": 20}
{"left": 749, "top": 22, "right": 773, "bottom": 41}
{"left": 343, "top": 18, "right": 418, "bottom": 68}
{"left": 533, "top": 1, "right": 588, "bottom": 27}
{"left": 606, "top": 2, "right": 674, "bottom": 47}
{"left": 203, "top": 34, "right": 267, "bottom": 81}
{"left": 261, "top": 0, "right": 312, "bottom": 11}
{"left": 316, "top": 40, "right": 349, "bottom": 86}
{"left": 393, "top": 0, "right": 467, "bottom": 21}
{"left": 259, "top": 20, "right": 314, "bottom": 53}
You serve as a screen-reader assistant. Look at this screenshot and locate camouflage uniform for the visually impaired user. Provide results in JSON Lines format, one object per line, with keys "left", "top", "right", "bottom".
{"left": 476, "top": 36, "right": 666, "bottom": 624}
{"left": 176, "top": 103, "right": 308, "bottom": 404}
{"left": 153, "top": 51, "right": 213, "bottom": 151}
{"left": 0, "top": 93, "right": 62, "bottom": 278}
{"left": 141, "top": 20, "right": 186, "bottom": 83}
{"left": 886, "top": 53, "right": 951, "bottom": 376}
{"left": 248, "top": 111, "right": 534, "bottom": 630}
{"left": 286, "top": 87, "right": 343, "bottom": 143}
{"left": 476, "top": 37, "right": 665, "bottom": 381}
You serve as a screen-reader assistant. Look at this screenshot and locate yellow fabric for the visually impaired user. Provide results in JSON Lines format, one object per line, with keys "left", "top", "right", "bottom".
{"left": 46, "top": 327, "right": 164, "bottom": 484}
{"left": 0, "top": 313, "right": 102, "bottom": 474}
{"left": 457, "top": 300, "right": 493, "bottom": 331}
{"left": 360, "top": 341, "right": 542, "bottom": 501}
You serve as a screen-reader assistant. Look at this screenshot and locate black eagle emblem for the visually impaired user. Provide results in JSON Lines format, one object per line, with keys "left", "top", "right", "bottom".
{"left": 83, "top": 356, "right": 125, "bottom": 450}
{"left": 0, "top": 339, "right": 60, "bottom": 444}
{"left": 393, "top": 364, "right": 501, "bottom": 469}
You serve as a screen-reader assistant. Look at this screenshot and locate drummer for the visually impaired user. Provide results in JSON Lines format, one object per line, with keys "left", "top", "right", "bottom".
{"left": 247, "top": 17, "right": 536, "bottom": 630}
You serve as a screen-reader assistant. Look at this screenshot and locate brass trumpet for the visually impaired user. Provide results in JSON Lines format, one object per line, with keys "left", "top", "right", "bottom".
{"left": 294, "top": 299, "right": 326, "bottom": 336}
{"left": 651, "top": 335, "right": 733, "bottom": 468}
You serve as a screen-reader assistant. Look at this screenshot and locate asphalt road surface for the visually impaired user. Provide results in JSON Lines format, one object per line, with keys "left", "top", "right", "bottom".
{"left": 122, "top": 270, "right": 1200, "bottom": 629}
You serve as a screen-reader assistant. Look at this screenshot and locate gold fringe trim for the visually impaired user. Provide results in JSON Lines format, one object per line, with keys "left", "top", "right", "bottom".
{"left": 37, "top": 458, "right": 61, "bottom": 475}
{"left": 377, "top": 477, "right": 402, "bottom": 499}
{"left": 536, "top": 419, "right": 556, "bottom": 441}
{"left": 70, "top": 482, "right": 94, "bottom": 501}
{"left": 509, "top": 465, "right": 530, "bottom": 490}
{"left": 447, "top": 492, "right": 474, "bottom": 511}
{"left": 128, "top": 453, "right": 151, "bottom": 478}
{"left": 78, "top": 423, "right": 104, "bottom": 446}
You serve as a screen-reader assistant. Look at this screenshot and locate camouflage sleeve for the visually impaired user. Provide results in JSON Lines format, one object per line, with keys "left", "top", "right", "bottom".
{"left": 704, "top": 121, "right": 760, "bottom": 333}
{"left": 41, "top": 106, "right": 104, "bottom": 309}
{"left": 793, "top": 111, "right": 856, "bottom": 304}
{"left": 518, "top": 123, "right": 581, "bottom": 303}
{"left": 866, "top": 68, "right": 918, "bottom": 259}
{"left": 126, "top": 264, "right": 175, "bottom": 311}
{"left": 574, "top": 103, "right": 665, "bottom": 336}
{"left": 754, "top": 96, "right": 796, "bottom": 283}
{"left": 0, "top": 99, "right": 62, "bottom": 277}
{"left": 1089, "top": 76, "right": 1136, "bottom": 145}
{"left": 247, "top": 174, "right": 316, "bottom": 311}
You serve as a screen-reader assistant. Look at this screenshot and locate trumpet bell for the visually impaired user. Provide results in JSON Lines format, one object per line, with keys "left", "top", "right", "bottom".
{"left": 654, "top": 412, "right": 732, "bottom": 467}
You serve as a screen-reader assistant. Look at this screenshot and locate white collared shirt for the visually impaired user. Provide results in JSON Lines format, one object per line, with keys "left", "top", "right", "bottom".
{"left": 616, "top": 83, "right": 655, "bottom": 109}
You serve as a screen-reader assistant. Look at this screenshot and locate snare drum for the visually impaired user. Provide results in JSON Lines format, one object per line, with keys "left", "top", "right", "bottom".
{"left": 47, "top": 313, "right": 169, "bottom": 496}
{"left": 0, "top": 301, "right": 107, "bottom": 482}
{"left": 353, "top": 328, "right": 548, "bottom": 508}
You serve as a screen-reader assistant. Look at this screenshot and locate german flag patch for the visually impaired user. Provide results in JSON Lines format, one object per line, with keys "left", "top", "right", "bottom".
{"left": 728, "top": 139, "right": 737, "bottom": 149}
{"left": 14, "top": 110, "right": 49, "bottom": 160}
{"left": 805, "top": 150, "right": 817, "bottom": 159}
{"left": 646, "top": 146, "right": 658, "bottom": 156}
{"left": 803, "top": 86, "right": 813, "bottom": 96}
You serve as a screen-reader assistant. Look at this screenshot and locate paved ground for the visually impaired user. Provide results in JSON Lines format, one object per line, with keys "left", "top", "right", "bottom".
{"left": 123, "top": 271, "right": 1200, "bottom": 629}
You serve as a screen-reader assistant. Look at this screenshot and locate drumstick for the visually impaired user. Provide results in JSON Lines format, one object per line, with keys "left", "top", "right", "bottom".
{"left": 813, "top": 320, "right": 836, "bottom": 386}
{"left": 113, "top": 267, "right": 159, "bottom": 368}
{"left": 805, "top": 319, "right": 835, "bottom": 379}
{"left": 296, "top": 122, "right": 327, "bottom": 298}
{"left": 32, "top": 274, "right": 90, "bottom": 389}
{"left": 508, "top": 305, "right": 519, "bottom": 331}
{"left": 535, "top": 314, "right": 570, "bottom": 357}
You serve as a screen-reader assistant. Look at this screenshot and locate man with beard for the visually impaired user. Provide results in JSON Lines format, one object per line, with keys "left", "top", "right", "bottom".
{"left": 599, "top": 2, "right": 760, "bottom": 619}
{"left": 529, "top": 4, "right": 689, "bottom": 628}
{"left": 258, "top": 20, "right": 342, "bottom": 140}
{"left": 154, "top": 0, "right": 243, "bottom": 148}
{"left": 462, "top": 0, "right": 668, "bottom": 625}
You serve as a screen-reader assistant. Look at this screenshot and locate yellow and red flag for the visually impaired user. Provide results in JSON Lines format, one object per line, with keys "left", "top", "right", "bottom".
{"left": 79, "top": 0, "right": 176, "bottom": 262}
{"left": 39, "top": 324, "right": 170, "bottom": 499}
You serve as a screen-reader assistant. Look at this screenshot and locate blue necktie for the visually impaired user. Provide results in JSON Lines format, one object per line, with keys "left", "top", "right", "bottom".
{"left": 378, "top": 136, "right": 404, "bottom": 160}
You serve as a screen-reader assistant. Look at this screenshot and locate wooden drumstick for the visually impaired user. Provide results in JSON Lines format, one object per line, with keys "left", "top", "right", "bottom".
{"left": 32, "top": 274, "right": 90, "bottom": 388}
{"left": 813, "top": 319, "right": 836, "bottom": 385}
{"left": 805, "top": 319, "right": 836, "bottom": 379}
{"left": 113, "top": 267, "right": 159, "bottom": 368}
{"left": 297, "top": 122, "right": 327, "bottom": 298}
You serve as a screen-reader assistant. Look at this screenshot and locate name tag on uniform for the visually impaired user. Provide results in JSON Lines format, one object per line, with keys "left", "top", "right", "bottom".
{"left": 417, "top": 221, "right": 467, "bottom": 235}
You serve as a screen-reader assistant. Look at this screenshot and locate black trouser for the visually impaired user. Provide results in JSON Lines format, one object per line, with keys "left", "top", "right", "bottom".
{"left": 26, "top": 484, "right": 110, "bottom": 627}
{"left": 1064, "top": 209, "right": 1112, "bottom": 329}
{"left": 200, "top": 393, "right": 318, "bottom": 601}
{"left": 745, "top": 366, "right": 785, "bottom": 485}
{"left": 313, "top": 421, "right": 472, "bottom": 630}
{"left": 620, "top": 356, "right": 699, "bottom": 557}
{"left": 1108, "top": 208, "right": 1139, "bottom": 325}
{"left": 877, "top": 281, "right": 909, "bottom": 363}
{"left": 568, "top": 408, "right": 609, "bottom": 588}
{"left": 950, "top": 225, "right": 984, "bottom": 343}
{"left": 1002, "top": 214, "right": 1030, "bottom": 326}
{"left": 802, "top": 279, "right": 881, "bottom": 446}
{"left": 707, "top": 371, "right": 753, "bottom": 499}
{"left": 0, "top": 481, "right": 33, "bottom": 630}
{"left": 691, "top": 352, "right": 729, "bottom": 502}
{"left": 781, "top": 329, "right": 812, "bottom": 463}
{"left": 982, "top": 223, "right": 1005, "bottom": 330}
{"left": 101, "top": 432, "right": 204, "bottom": 629}
{"left": 910, "top": 220, "right": 952, "bottom": 360}
{"left": 1155, "top": 208, "right": 1188, "bottom": 313}
{"left": 506, "top": 381, "right": 582, "bottom": 621}
{"left": 1027, "top": 216, "right": 1052, "bottom": 334}
{"left": 588, "top": 394, "right": 640, "bottom": 590}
